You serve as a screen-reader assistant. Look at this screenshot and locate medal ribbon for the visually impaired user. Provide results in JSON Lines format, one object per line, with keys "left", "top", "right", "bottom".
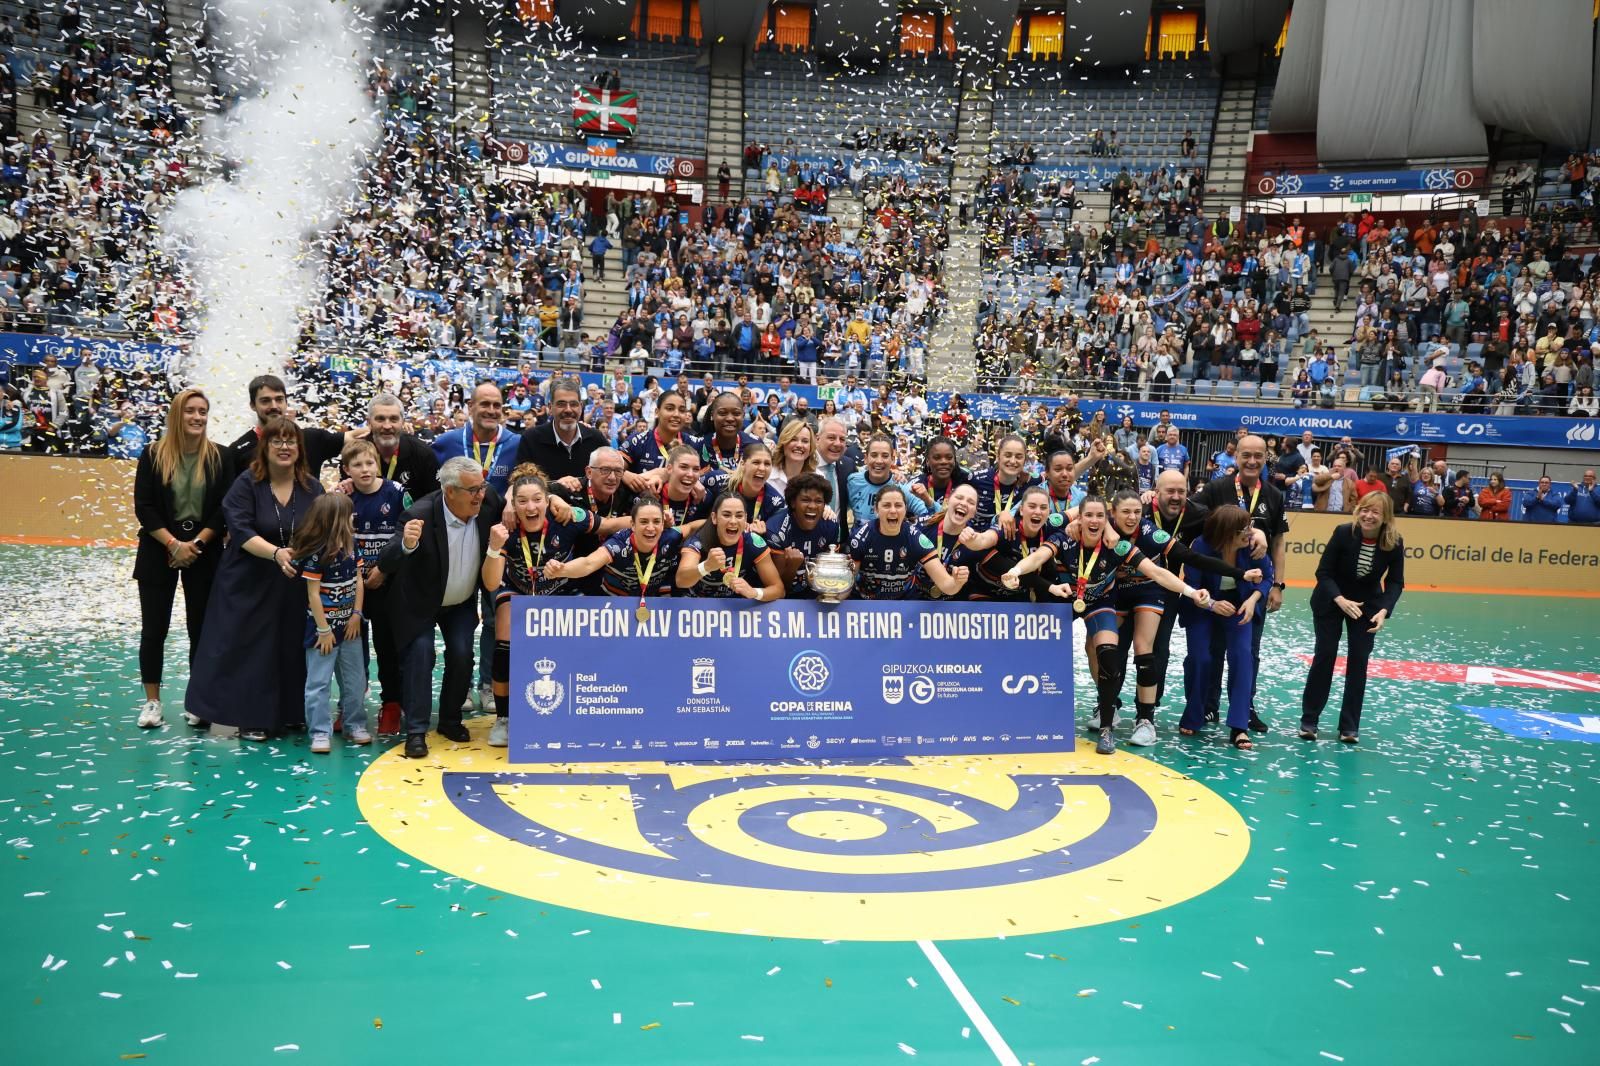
{"left": 631, "top": 538, "right": 658, "bottom": 596}
{"left": 469, "top": 427, "right": 499, "bottom": 474}
{"left": 1076, "top": 537, "right": 1104, "bottom": 601}
{"left": 1234, "top": 474, "right": 1260, "bottom": 518}
{"left": 518, "top": 522, "right": 549, "bottom": 587}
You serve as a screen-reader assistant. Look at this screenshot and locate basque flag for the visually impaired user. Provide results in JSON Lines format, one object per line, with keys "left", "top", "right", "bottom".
{"left": 572, "top": 88, "right": 639, "bottom": 135}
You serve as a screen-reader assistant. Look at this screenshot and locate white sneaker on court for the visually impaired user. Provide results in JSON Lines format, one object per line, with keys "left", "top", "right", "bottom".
{"left": 488, "top": 717, "right": 509, "bottom": 748}
{"left": 137, "top": 699, "right": 164, "bottom": 729}
{"left": 1130, "top": 719, "right": 1157, "bottom": 747}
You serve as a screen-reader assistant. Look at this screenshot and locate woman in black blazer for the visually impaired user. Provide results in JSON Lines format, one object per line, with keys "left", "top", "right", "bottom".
{"left": 1300, "top": 490, "right": 1406, "bottom": 742}
{"left": 132, "top": 389, "right": 232, "bottom": 730}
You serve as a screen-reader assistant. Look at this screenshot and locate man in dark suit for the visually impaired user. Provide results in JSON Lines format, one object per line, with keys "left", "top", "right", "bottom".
{"left": 513, "top": 376, "right": 607, "bottom": 484}
{"left": 814, "top": 417, "right": 859, "bottom": 536}
{"left": 227, "top": 374, "right": 348, "bottom": 475}
{"left": 377, "top": 455, "right": 504, "bottom": 758}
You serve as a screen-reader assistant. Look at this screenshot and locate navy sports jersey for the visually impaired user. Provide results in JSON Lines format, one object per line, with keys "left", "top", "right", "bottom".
{"left": 971, "top": 468, "right": 1042, "bottom": 530}
{"left": 1056, "top": 535, "right": 1144, "bottom": 605}
{"left": 500, "top": 508, "right": 597, "bottom": 597}
{"left": 915, "top": 520, "right": 988, "bottom": 599}
{"left": 681, "top": 530, "right": 771, "bottom": 598}
{"left": 350, "top": 480, "right": 409, "bottom": 571}
{"left": 764, "top": 509, "right": 842, "bottom": 596}
{"left": 620, "top": 428, "right": 706, "bottom": 472}
{"left": 911, "top": 466, "right": 972, "bottom": 509}
{"left": 701, "top": 470, "right": 787, "bottom": 526}
{"left": 701, "top": 432, "right": 761, "bottom": 473}
{"left": 655, "top": 490, "right": 702, "bottom": 529}
{"left": 1113, "top": 520, "right": 1181, "bottom": 587}
{"left": 975, "top": 512, "right": 1069, "bottom": 598}
{"left": 598, "top": 528, "right": 685, "bottom": 597}
{"left": 299, "top": 550, "right": 360, "bottom": 647}
{"left": 848, "top": 521, "right": 939, "bottom": 600}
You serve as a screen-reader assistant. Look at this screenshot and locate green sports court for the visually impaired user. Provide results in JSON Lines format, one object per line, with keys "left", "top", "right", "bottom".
{"left": 3, "top": 544, "right": 1597, "bottom": 1065}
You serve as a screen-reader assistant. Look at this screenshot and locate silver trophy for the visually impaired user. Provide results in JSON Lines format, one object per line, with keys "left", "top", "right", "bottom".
{"left": 806, "top": 550, "right": 857, "bottom": 603}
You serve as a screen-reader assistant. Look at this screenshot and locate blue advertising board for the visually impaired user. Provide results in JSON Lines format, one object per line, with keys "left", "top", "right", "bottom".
{"left": 521, "top": 139, "right": 703, "bottom": 180}
{"left": 0, "top": 331, "right": 175, "bottom": 372}
{"left": 929, "top": 392, "right": 1600, "bottom": 451}
{"left": 508, "top": 598, "right": 1075, "bottom": 762}
{"left": 1256, "top": 166, "right": 1484, "bottom": 198}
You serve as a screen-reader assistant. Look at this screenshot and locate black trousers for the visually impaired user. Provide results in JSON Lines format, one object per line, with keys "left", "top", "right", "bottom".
{"left": 1301, "top": 609, "right": 1378, "bottom": 736}
{"left": 137, "top": 558, "right": 218, "bottom": 686}
{"left": 363, "top": 585, "right": 401, "bottom": 704}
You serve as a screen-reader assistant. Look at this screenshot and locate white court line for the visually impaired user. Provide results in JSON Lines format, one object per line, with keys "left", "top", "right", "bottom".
{"left": 917, "top": 939, "right": 1021, "bottom": 1066}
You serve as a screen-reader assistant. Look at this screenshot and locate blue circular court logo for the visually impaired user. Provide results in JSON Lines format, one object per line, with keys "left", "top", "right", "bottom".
{"left": 359, "top": 745, "right": 1250, "bottom": 942}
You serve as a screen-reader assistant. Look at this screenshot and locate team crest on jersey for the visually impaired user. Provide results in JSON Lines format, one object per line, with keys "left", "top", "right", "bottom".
{"left": 359, "top": 746, "right": 1249, "bottom": 941}
{"left": 1047, "top": 512, "right": 1065, "bottom": 528}
{"left": 1151, "top": 530, "right": 1171, "bottom": 545}
{"left": 1113, "top": 540, "right": 1132, "bottom": 556}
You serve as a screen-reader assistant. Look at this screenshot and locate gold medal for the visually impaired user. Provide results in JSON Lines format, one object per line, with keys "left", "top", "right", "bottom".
{"left": 721, "top": 569, "right": 736, "bottom": 587}
{"left": 636, "top": 602, "right": 650, "bottom": 623}
{"left": 1073, "top": 597, "right": 1087, "bottom": 612}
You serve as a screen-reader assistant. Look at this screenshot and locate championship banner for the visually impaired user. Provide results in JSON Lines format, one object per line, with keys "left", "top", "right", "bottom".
{"left": 572, "top": 88, "right": 638, "bottom": 136}
{"left": 509, "top": 598, "right": 1075, "bottom": 762}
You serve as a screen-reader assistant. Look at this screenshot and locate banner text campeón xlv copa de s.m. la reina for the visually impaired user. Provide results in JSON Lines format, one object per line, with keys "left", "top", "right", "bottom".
{"left": 508, "top": 598, "right": 1075, "bottom": 762}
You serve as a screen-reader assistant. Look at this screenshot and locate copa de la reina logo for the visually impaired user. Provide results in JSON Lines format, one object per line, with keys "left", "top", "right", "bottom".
{"left": 358, "top": 745, "right": 1249, "bottom": 941}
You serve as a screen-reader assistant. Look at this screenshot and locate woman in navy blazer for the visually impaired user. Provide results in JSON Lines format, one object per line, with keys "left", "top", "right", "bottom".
{"left": 1301, "top": 490, "right": 1406, "bottom": 742}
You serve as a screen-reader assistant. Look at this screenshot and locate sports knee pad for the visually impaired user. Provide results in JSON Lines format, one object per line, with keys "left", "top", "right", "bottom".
{"left": 1134, "top": 652, "right": 1159, "bottom": 689}
{"left": 493, "top": 640, "right": 511, "bottom": 684}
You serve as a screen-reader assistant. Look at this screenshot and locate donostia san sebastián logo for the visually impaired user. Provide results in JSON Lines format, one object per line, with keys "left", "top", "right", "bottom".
{"left": 358, "top": 737, "right": 1249, "bottom": 941}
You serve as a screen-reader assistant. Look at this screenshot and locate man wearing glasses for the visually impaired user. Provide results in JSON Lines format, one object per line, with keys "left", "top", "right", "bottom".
{"left": 378, "top": 456, "right": 505, "bottom": 758}
{"left": 514, "top": 375, "right": 608, "bottom": 484}
{"left": 564, "top": 447, "right": 638, "bottom": 593}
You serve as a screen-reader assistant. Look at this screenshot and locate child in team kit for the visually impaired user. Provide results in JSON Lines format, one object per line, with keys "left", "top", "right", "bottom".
{"left": 343, "top": 439, "right": 410, "bottom": 735}
{"left": 291, "top": 493, "right": 368, "bottom": 753}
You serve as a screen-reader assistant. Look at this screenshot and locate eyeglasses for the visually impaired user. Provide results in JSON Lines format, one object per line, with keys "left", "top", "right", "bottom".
{"left": 590, "top": 466, "right": 626, "bottom": 476}
{"left": 450, "top": 483, "right": 489, "bottom": 496}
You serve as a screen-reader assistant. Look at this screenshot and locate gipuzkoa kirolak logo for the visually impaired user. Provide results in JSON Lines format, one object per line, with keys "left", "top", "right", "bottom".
{"left": 359, "top": 743, "right": 1248, "bottom": 941}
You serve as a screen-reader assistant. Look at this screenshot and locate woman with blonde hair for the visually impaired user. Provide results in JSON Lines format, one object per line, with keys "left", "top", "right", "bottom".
{"left": 133, "top": 388, "right": 233, "bottom": 729}
{"left": 767, "top": 417, "right": 817, "bottom": 495}
{"left": 1300, "top": 490, "right": 1406, "bottom": 743}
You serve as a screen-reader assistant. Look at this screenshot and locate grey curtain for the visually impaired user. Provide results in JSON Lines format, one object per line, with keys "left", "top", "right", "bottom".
{"left": 1407, "top": 0, "right": 1486, "bottom": 158}
{"left": 1316, "top": 0, "right": 1430, "bottom": 162}
{"left": 1472, "top": 0, "right": 1593, "bottom": 149}
{"left": 813, "top": 0, "right": 898, "bottom": 60}
{"left": 950, "top": 0, "right": 1021, "bottom": 69}
{"left": 1268, "top": 0, "right": 1323, "bottom": 133}
{"left": 1206, "top": 0, "right": 1291, "bottom": 71}
{"left": 1068, "top": 0, "right": 1152, "bottom": 67}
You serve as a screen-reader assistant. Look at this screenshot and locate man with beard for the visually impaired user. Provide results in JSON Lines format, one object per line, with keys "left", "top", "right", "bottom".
{"left": 1112, "top": 469, "right": 1267, "bottom": 720}
{"left": 1192, "top": 434, "right": 1289, "bottom": 731}
{"left": 430, "top": 380, "right": 521, "bottom": 713}
{"left": 228, "top": 374, "right": 351, "bottom": 474}
{"left": 358, "top": 392, "right": 438, "bottom": 500}
{"left": 513, "top": 375, "right": 608, "bottom": 485}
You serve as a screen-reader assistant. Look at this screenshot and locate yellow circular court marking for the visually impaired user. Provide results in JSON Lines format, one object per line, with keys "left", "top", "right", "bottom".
{"left": 358, "top": 720, "right": 1249, "bottom": 941}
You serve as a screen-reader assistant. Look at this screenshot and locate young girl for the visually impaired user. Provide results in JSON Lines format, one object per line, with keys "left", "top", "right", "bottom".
{"left": 292, "top": 493, "right": 367, "bottom": 753}
{"left": 1177, "top": 505, "right": 1274, "bottom": 749}
{"left": 676, "top": 492, "right": 785, "bottom": 601}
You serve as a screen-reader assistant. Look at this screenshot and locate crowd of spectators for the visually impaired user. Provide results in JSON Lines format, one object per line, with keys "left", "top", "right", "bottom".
{"left": 1313, "top": 209, "right": 1598, "bottom": 418}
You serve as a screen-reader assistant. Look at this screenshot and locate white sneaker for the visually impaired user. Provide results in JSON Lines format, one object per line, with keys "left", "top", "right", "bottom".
{"left": 478, "top": 683, "right": 494, "bottom": 714}
{"left": 460, "top": 692, "right": 475, "bottom": 713}
{"left": 488, "top": 717, "right": 509, "bottom": 748}
{"left": 1129, "top": 719, "right": 1157, "bottom": 747}
{"left": 1086, "top": 711, "right": 1122, "bottom": 732}
{"left": 137, "top": 699, "right": 164, "bottom": 729}
{"left": 181, "top": 711, "right": 206, "bottom": 728}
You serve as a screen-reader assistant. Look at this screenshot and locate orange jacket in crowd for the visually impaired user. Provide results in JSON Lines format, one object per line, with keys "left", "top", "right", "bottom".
{"left": 1477, "top": 486, "right": 1512, "bottom": 520}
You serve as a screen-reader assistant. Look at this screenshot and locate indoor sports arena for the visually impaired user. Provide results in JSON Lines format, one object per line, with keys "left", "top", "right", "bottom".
{"left": 3, "top": 1, "right": 1599, "bottom": 1063}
